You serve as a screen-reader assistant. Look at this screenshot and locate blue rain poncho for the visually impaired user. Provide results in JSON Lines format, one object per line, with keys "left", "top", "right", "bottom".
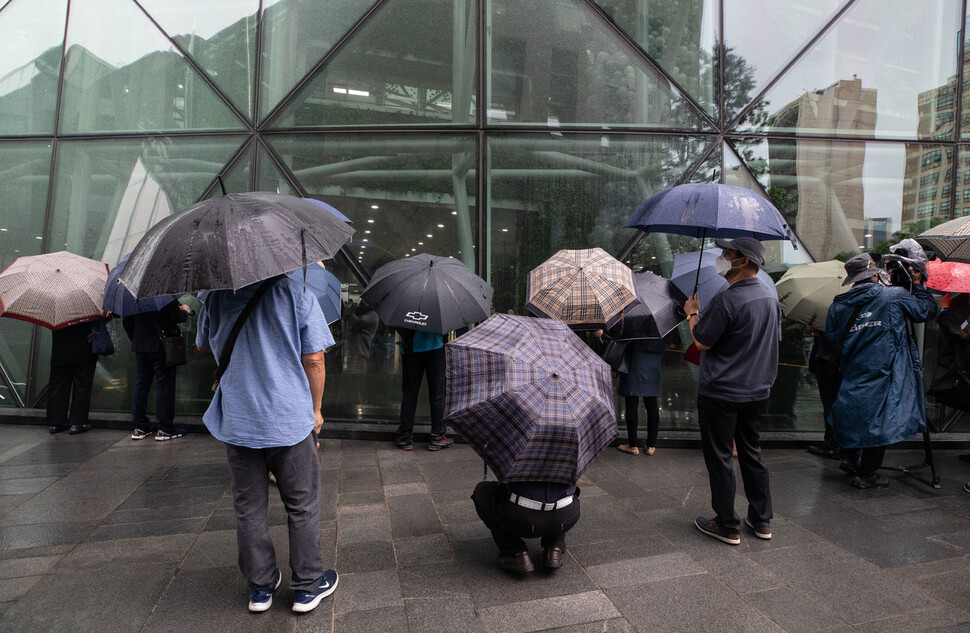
{"left": 824, "top": 281, "right": 938, "bottom": 448}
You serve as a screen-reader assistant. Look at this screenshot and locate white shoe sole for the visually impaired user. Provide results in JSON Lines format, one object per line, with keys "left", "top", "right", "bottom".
{"left": 745, "top": 517, "right": 772, "bottom": 539}
{"left": 248, "top": 571, "right": 281, "bottom": 612}
{"left": 695, "top": 519, "right": 741, "bottom": 545}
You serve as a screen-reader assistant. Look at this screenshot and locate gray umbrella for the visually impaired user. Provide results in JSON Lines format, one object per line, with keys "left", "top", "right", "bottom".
{"left": 119, "top": 192, "right": 355, "bottom": 298}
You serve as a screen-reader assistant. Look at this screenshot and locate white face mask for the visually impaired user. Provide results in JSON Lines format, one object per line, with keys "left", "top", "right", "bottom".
{"left": 715, "top": 255, "right": 733, "bottom": 277}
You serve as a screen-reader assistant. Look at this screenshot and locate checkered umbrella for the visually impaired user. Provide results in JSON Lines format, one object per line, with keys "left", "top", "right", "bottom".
{"left": 444, "top": 313, "right": 617, "bottom": 484}
{"left": 917, "top": 216, "right": 970, "bottom": 264}
{"left": 0, "top": 251, "right": 109, "bottom": 330}
{"left": 526, "top": 247, "right": 638, "bottom": 330}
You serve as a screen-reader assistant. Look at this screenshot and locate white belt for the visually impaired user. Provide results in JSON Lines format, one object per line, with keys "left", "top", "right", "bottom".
{"left": 508, "top": 492, "right": 574, "bottom": 512}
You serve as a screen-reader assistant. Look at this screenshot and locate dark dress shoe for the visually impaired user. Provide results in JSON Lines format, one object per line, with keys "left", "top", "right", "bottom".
{"left": 497, "top": 551, "right": 534, "bottom": 574}
{"left": 49, "top": 425, "right": 68, "bottom": 434}
{"left": 543, "top": 547, "right": 564, "bottom": 569}
{"left": 68, "top": 424, "right": 92, "bottom": 435}
{"left": 807, "top": 444, "right": 839, "bottom": 459}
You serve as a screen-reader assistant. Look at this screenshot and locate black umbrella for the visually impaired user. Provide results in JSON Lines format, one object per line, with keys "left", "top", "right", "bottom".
{"left": 916, "top": 216, "right": 970, "bottom": 263}
{"left": 360, "top": 253, "right": 493, "bottom": 335}
{"left": 606, "top": 271, "right": 688, "bottom": 341}
{"left": 119, "top": 192, "right": 355, "bottom": 298}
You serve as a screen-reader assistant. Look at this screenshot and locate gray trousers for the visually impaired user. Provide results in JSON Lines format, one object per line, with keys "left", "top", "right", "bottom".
{"left": 225, "top": 434, "right": 324, "bottom": 591}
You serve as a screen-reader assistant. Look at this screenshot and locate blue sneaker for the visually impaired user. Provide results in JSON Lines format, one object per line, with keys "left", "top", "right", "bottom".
{"left": 248, "top": 568, "right": 281, "bottom": 613}
{"left": 131, "top": 428, "right": 153, "bottom": 440}
{"left": 292, "top": 570, "right": 338, "bottom": 613}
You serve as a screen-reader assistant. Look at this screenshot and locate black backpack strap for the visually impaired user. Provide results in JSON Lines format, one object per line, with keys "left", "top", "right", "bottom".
{"left": 211, "top": 275, "right": 282, "bottom": 391}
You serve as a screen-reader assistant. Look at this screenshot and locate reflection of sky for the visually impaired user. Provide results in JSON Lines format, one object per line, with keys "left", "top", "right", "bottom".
{"left": 0, "top": 0, "right": 67, "bottom": 81}
{"left": 727, "top": 0, "right": 961, "bottom": 137}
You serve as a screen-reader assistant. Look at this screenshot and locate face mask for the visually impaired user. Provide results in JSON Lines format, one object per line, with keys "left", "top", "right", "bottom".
{"left": 715, "top": 255, "right": 733, "bottom": 277}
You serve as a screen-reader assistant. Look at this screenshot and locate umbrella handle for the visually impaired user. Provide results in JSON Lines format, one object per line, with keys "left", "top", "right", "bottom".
{"left": 693, "top": 230, "right": 706, "bottom": 296}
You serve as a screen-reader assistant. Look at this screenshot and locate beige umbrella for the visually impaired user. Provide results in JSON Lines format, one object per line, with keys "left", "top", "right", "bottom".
{"left": 0, "top": 251, "right": 109, "bottom": 330}
{"left": 775, "top": 260, "right": 847, "bottom": 329}
{"left": 526, "top": 247, "right": 638, "bottom": 330}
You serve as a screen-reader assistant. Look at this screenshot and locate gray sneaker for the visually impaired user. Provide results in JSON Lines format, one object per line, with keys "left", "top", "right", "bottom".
{"left": 155, "top": 428, "right": 186, "bottom": 441}
{"left": 131, "top": 428, "right": 153, "bottom": 440}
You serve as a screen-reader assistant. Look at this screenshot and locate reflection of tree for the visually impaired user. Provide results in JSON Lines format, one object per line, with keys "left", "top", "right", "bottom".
{"left": 870, "top": 215, "right": 948, "bottom": 254}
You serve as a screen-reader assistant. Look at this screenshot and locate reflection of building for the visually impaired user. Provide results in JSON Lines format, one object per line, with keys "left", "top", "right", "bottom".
{"left": 863, "top": 217, "right": 891, "bottom": 249}
{"left": 902, "top": 46, "right": 970, "bottom": 226}
{"left": 766, "top": 77, "right": 878, "bottom": 257}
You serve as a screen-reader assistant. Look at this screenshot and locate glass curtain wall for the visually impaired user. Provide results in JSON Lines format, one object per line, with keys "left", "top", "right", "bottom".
{"left": 0, "top": 0, "right": 967, "bottom": 433}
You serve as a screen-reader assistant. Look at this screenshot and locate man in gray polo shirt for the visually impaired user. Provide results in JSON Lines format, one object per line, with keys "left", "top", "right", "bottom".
{"left": 683, "top": 237, "right": 781, "bottom": 545}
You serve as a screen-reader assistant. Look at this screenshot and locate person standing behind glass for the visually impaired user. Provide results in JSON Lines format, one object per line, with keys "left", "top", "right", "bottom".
{"left": 395, "top": 327, "right": 453, "bottom": 451}
{"left": 47, "top": 320, "right": 102, "bottom": 435}
{"left": 122, "top": 299, "right": 190, "bottom": 441}
{"left": 617, "top": 338, "right": 664, "bottom": 456}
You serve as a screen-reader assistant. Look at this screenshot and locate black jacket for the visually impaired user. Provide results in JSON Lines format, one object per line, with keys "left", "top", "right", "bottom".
{"left": 122, "top": 300, "right": 188, "bottom": 354}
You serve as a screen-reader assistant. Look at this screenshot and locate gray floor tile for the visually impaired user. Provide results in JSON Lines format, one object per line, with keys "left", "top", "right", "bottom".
{"left": 567, "top": 532, "right": 671, "bottom": 567}
{"left": 584, "top": 552, "right": 704, "bottom": 589}
{"left": 477, "top": 590, "right": 620, "bottom": 633}
{"left": 0, "top": 521, "right": 97, "bottom": 550}
{"left": 393, "top": 533, "right": 455, "bottom": 567}
{"left": 607, "top": 573, "right": 785, "bottom": 633}
{"left": 331, "top": 606, "right": 406, "bottom": 633}
{"left": 743, "top": 586, "right": 851, "bottom": 633}
{"left": 405, "top": 595, "right": 483, "bottom": 633}
{"left": 58, "top": 533, "right": 196, "bottom": 571}
{"left": 0, "top": 554, "right": 62, "bottom": 579}
{"left": 537, "top": 619, "right": 637, "bottom": 633}
{"left": 0, "top": 477, "right": 59, "bottom": 495}
{"left": 336, "top": 539, "right": 397, "bottom": 574}
{"left": 336, "top": 490, "right": 385, "bottom": 507}
{"left": 398, "top": 560, "right": 467, "bottom": 599}
{"left": 333, "top": 568, "right": 403, "bottom": 614}
{"left": 85, "top": 516, "right": 208, "bottom": 541}
{"left": 851, "top": 605, "right": 970, "bottom": 633}
{"left": 386, "top": 493, "right": 444, "bottom": 538}
{"left": 338, "top": 514, "right": 391, "bottom": 544}
{"left": 0, "top": 576, "right": 43, "bottom": 602}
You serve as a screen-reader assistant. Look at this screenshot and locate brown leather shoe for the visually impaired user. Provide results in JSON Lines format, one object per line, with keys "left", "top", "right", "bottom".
{"left": 543, "top": 547, "right": 564, "bottom": 569}
{"left": 497, "top": 551, "right": 534, "bottom": 574}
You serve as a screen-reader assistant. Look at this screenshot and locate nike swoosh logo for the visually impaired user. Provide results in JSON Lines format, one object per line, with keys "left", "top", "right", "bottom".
{"left": 320, "top": 581, "right": 330, "bottom": 589}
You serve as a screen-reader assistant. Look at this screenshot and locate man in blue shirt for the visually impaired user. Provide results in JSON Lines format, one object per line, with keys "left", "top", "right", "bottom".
{"left": 196, "top": 276, "right": 338, "bottom": 613}
{"left": 683, "top": 237, "right": 780, "bottom": 545}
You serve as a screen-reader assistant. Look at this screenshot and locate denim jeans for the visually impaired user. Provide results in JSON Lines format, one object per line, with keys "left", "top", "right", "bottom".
{"left": 132, "top": 351, "right": 176, "bottom": 433}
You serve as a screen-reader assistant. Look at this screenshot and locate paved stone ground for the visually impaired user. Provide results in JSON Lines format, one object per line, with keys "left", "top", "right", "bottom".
{"left": 1, "top": 424, "right": 969, "bottom": 633}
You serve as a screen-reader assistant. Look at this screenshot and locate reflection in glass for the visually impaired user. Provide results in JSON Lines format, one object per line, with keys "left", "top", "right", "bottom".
{"left": 0, "top": 0, "right": 66, "bottom": 135}
{"left": 961, "top": 18, "right": 970, "bottom": 141}
{"left": 595, "top": 0, "right": 717, "bottom": 117}
{"left": 137, "top": 0, "right": 259, "bottom": 121}
{"left": 488, "top": 0, "right": 704, "bottom": 129}
{"left": 741, "top": 0, "right": 962, "bottom": 139}
{"left": 488, "top": 133, "right": 705, "bottom": 315}
{"left": 270, "top": 0, "right": 476, "bottom": 128}
{"left": 58, "top": 0, "right": 243, "bottom": 133}
{"left": 264, "top": 132, "right": 477, "bottom": 424}
{"left": 47, "top": 137, "right": 246, "bottom": 264}
{"left": 260, "top": 0, "right": 376, "bottom": 121}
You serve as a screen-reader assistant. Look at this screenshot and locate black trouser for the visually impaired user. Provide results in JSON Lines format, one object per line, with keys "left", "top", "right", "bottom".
{"left": 46, "top": 361, "right": 97, "bottom": 427}
{"left": 855, "top": 446, "right": 887, "bottom": 477}
{"left": 132, "top": 351, "right": 177, "bottom": 433}
{"left": 397, "top": 347, "right": 446, "bottom": 440}
{"left": 472, "top": 481, "right": 581, "bottom": 554}
{"left": 696, "top": 395, "right": 772, "bottom": 533}
{"left": 625, "top": 395, "right": 659, "bottom": 448}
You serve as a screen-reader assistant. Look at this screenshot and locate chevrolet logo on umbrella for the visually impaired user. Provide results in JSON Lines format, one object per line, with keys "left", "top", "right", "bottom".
{"left": 404, "top": 311, "right": 429, "bottom": 326}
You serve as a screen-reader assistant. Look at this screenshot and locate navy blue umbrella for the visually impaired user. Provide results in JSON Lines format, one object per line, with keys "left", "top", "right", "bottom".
{"left": 288, "top": 263, "right": 342, "bottom": 324}
{"left": 303, "top": 198, "right": 351, "bottom": 223}
{"left": 671, "top": 248, "right": 775, "bottom": 311}
{"left": 103, "top": 253, "right": 177, "bottom": 317}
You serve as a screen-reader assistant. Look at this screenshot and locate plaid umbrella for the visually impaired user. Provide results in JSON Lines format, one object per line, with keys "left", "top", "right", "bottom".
{"left": 444, "top": 313, "right": 617, "bottom": 484}
{"left": 925, "top": 259, "right": 970, "bottom": 294}
{"left": 0, "top": 251, "right": 109, "bottom": 330}
{"left": 916, "top": 216, "right": 970, "bottom": 264}
{"left": 774, "top": 260, "right": 847, "bottom": 329}
{"left": 526, "top": 247, "right": 638, "bottom": 330}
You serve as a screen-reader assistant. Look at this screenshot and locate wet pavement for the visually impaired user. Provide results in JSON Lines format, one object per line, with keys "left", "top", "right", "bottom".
{"left": 1, "top": 423, "right": 969, "bottom": 633}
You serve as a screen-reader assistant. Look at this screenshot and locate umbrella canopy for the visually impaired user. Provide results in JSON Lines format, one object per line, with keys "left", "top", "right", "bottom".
{"left": 288, "top": 262, "right": 342, "bottom": 324}
{"left": 925, "top": 259, "right": 970, "bottom": 294}
{"left": 625, "top": 182, "right": 794, "bottom": 244}
{"left": 119, "top": 192, "right": 355, "bottom": 299}
{"left": 303, "top": 197, "right": 351, "bottom": 223}
{"left": 606, "top": 271, "right": 688, "bottom": 340}
{"left": 526, "top": 247, "right": 638, "bottom": 330}
{"left": 444, "top": 313, "right": 617, "bottom": 484}
{"left": 360, "top": 253, "right": 492, "bottom": 334}
{"left": 670, "top": 248, "right": 774, "bottom": 311}
{"left": 103, "top": 252, "right": 178, "bottom": 317}
{"left": 774, "top": 260, "right": 847, "bottom": 329}
{"left": 0, "top": 251, "right": 108, "bottom": 330}
{"left": 916, "top": 216, "right": 970, "bottom": 263}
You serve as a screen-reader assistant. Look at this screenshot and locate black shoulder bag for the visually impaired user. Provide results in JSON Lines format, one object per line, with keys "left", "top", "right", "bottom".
{"left": 211, "top": 276, "right": 281, "bottom": 392}
{"left": 151, "top": 314, "right": 187, "bottom": 367}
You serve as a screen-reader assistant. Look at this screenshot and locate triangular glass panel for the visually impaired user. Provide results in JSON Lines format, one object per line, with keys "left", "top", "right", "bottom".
{"left": 721, "top": 0, "right": 845, "bottom": 125}
{"left": 0, "top": 0, "right": 67, "bottom": 135}
{"left": 594, "top": 0, "right": 718, "bottom": 119}
{"left": 488, "top": 0, "right": 706, "bottom": 129}
{"left": 46, "top": 136, "right": 247, "bottom": 265}
{"left": 59, "top": 0, "right": 245, "bottom": 134}
{"left": 735, "top": 0, "right": 963, "bottom": 140}
{"left": 255, "top": 142, "right": 296, "bottom": 195}
{"left": 689, "top": 143, "right": 721, "bottom": 183}
{"left": 269, "top": 0, "right": 477, "bottom": 128}
{"left": 201, "top": 139, "right": 256, "bottom": 198}
{"left": 259, "top": 0, "right": 377, "bottom": 121}
{"left": 137, "top": 0, "right": 259, "bottom": 122}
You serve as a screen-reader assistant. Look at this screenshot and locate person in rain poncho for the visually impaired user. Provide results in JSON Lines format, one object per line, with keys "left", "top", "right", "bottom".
{"left": 825, "top": 251, "right": 938, "bottom": 489}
